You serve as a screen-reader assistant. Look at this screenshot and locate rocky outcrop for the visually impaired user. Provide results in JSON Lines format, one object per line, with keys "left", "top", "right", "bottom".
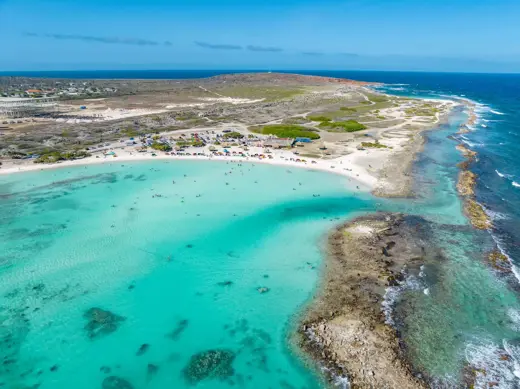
{"left": 455, "top": 140, "right": 491, "bottom": 230}
{"left": 297, "top": 213, "right": 428, "bottom": 389}
{"left": 182, "top": 349, "right": 236, "bottom": 385}
{"left": 488, "top": 250, "right": 511, "bottom": 272}
{"left": 457, "top": 170, "right": 477, "bottom": 196}
{"left": 464, "top": 199, "right": 491, "bottom": 230}
{"left": 84, "top": 308, "right": 125, "bottom": 340}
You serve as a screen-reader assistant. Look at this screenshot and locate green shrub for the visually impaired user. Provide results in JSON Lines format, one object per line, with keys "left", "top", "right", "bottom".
{"left": 307, "top": 115, "right": 331, "bottom": 122}
{"left": 252, "top": 124, "right": 320, "bottom": 140}
{"left": 318, "top": 120, "right": 366, "bottom": 132}
{"left": 122, "top": 127, "right": 139, "bottom": 137}
{"left": 150, "top": 142, "right": 172, "bottom": 152}
{"left": 35, "top": 150, "right": 91, "bottom": 164}
{"left": 340, "top": 107, "right": 357, "bottom": 113}
{"left": 361, "top": 141, "right": 388, "bottom": 148}
{"left": 223, "top": 131, "right": 244, "bottom": 139}
{"left": 369, "top": 95, "right": 388, "bottom": 103}
{"left": 176, "top": 140, "right": 205, "bottom": 148}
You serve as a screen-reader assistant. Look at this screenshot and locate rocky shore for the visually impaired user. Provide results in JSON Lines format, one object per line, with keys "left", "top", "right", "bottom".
{"left": 296, "top": 213, "right": 430, "bottom": 389}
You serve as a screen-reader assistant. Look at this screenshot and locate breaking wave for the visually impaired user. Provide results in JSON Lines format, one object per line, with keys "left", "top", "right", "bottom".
{"left": 496, "top": 170, "right": 513, "bottom": 179}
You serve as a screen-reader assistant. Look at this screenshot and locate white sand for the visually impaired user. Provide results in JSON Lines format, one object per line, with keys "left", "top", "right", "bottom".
{"left": 0, "top": 144, "right": 378, "bottom": 192}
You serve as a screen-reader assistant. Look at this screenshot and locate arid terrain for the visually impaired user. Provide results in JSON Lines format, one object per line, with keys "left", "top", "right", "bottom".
{"left": 1, "top": 73, "right": 457, "bottom": 197}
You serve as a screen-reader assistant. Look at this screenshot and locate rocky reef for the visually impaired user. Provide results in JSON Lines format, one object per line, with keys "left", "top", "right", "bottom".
{"left": 464, "top": 199, "right": 492, "bottom": 230}
{"left": 182, "top": 349, "right": 236, "bottom": 385}
{"left": 457, "top": 170, "right": 477, "bottom": 197}
{"left": 84, "top": 308, "right": 125, "bottom": 340}
{"left": 297, "top": 213, "right": 429, "bottom": 389}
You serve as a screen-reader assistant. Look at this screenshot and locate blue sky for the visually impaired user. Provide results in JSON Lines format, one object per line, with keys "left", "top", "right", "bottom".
{"left": 1, "top": 0, "right": 519, "bottom": 72}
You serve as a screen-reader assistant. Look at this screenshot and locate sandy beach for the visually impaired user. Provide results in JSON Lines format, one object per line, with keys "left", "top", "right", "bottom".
{"left": 0, "top": 144, "right": 378, "bottom": 191}
{"left": 0, "top": 83, "right": 459, "bottom": 199}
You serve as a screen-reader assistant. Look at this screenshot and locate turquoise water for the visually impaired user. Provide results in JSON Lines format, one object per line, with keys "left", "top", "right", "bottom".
{"left": 2, "top": 110, "right": 520, "bottom": 388}
{"left": 0, "top": 161, "right": 374, "bottom": 389}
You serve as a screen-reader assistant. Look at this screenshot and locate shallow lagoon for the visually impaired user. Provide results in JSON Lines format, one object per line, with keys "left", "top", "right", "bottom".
{"left": 0, "top": 160, "right": 375, "bottom": 388}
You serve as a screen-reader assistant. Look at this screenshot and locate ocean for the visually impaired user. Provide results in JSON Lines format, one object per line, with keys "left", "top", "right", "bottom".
{"left": 1, "top": 70, "right": 520, "bottom": 388}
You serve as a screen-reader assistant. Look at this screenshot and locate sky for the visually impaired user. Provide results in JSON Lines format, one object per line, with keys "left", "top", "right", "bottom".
{"left": 0, "top": 0, "right": 519, "bottom": 72}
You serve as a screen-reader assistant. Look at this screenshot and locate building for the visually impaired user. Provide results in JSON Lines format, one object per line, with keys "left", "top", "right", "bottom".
{"left": 0, "top": 97, "right": 59, "bottom": 119}
{"left": 263, "top": 138, "right": 294, "bottom": 148}
{"left": 25, "top": 89, "right": 43, "bottom": 96}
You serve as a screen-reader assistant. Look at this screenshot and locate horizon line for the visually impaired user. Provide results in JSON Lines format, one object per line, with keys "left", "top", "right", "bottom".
{"left": 1, "top": 69, "right": 520, "bottom": 76}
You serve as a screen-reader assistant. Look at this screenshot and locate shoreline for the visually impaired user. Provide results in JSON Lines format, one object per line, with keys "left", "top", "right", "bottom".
{"left": 1, "top": 94, "right": 459, "bottom": 201}
{"left": 295, "top": 213, "right": 430, "bottom": 388}
{"left": 0, "top": 152, "right": 377, "bottom": 192}
{"left": 293, "top": 97, "right": 484, "bottom": 388}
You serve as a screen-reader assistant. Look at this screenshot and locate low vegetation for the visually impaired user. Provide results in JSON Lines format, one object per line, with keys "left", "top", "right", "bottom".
{"left": 307, "top": 115, "right": 332, "bottom": 122}
{"left": 251, "top": 124, "right": 320, "bottom": 140}
{"left": 361, "top": 141, "right": 388, "bottom": 149}
{"left": 223, "top": 131, "right": 244, "bottom": 139}
{"left": 405, "top": 104, "right": 439, "bottom": 117}
{"left": 176, "top": 140, "right": 205, "bottom": 147}
{"left": 366, "top": 94, "right": 388, "bottom": 103}
{"left": 220, "top": 86, "right": 304, "bottom": 101}
{"left": 121, "top": 127, "right": 140, "bottom": 137}
{"left": 318, "top": 120, "right": 367, "bottom": 132}
{"left": 35, "top": 150, "right": 91, "bottom": 164}
{"left": 150, "top": 142, "right": 172, "bottom": 152}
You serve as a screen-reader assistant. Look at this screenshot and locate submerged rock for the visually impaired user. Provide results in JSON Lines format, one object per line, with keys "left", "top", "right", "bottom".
{"left": 136, "top": 344, "right": 149, "bottom": 356}
{"left": 102, "top": 376, "right": 134, "bottom": 389}
{"left": 146, "top": 364, "right": 159, "bottom": 381}
{"left": 84, "top": 308, "right": 125, "bottom": 340}
{"left": 217, "top": 281, "right": 233, "bottom": 287}
{"left": 182, "top": 349, "right": 235, "bottom": 385}
{"left": 167, "top": 319, "right": 189, "bottom": 340}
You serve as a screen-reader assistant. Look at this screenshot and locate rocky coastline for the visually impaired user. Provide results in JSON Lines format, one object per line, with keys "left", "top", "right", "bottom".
{"left": 455, "top": 111, "right": 492, "bottom": 230}
{"left": 296, "top": 213, "right": 431, "bottom": 389}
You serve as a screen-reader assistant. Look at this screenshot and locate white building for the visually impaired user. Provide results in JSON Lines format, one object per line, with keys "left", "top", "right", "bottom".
{"left": 0, "top": 97, "right": 59, "bottom": 119}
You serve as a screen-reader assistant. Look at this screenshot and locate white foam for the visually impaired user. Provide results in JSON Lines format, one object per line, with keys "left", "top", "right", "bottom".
{"left": 332, "top": 374, "right": 351, "bottom": 388}
{"left": 513, "top": 182, "right": 520, "bottom": 188}
{"left": 382, "top": 272, "right": 424, "bottom": 326}
{"left": 461, "top": 138, "right": 478, "bottom": 148}
{"left": 512, "top": 265, "right": 520, "bottom": 285}
{"left": 508, "top": 309, "right": 520, "bottom": 332}
{"left": 465, "top": 341, "right": 520, "bottom": 389}
{"left": 496, "top": 170, "right": 513, "bottom": 179}
{"left": 490, "top": 234, "right": 519, "bottom": 285}
{"left": 490, "top": 109, "right": 506, "bottom": 115}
